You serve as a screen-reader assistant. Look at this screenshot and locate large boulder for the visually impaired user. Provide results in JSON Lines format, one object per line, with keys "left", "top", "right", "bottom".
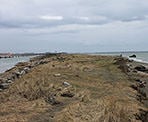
{"left": 129, "top": 54, "right": 136, "bottom": 58}
{"left": 135, "top": 65, "right": 148, "bottom": 72}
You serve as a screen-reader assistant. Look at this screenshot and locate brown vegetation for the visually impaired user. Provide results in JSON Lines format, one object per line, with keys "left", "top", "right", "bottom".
{"left": 0, "top": 54, "right": 147, "bottom": 122}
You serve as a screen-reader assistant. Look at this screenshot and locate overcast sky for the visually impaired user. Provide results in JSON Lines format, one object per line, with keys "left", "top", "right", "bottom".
{"left": 0, "top": 0, "right": 148, "bottom": 53}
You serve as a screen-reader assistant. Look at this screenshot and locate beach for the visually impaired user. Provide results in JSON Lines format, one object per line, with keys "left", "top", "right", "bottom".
{"left": 0, "top": 53, "right": 147, "bottom": 122}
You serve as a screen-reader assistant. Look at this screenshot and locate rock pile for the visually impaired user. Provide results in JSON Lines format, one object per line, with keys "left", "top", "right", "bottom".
{"left": 0, "top": 54, "right": 64, "bottom": 92}
{"left": 135, "top": 65, "right": 148, "bottom": 73}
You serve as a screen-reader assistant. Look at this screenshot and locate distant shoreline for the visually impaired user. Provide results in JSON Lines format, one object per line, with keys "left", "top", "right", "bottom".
{"left": 91, "top": 52, "right": 148, "bottom": 64}
{"left": 1, "top": 52, "right": 148, "bottom": 74}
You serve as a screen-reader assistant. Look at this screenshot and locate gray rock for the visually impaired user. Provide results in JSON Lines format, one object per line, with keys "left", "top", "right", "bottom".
{"left": 61, "top": 91, "right": 74, "bottom": 98}
{"left": 39, "top": 60, "right": 48, "bottom": 65}
{"left": 0, "top": 83, "right": 9, "bottom": 89}
{"left": 6, "top": 80, "right": 13, "bottom": 84}
{"left": 54, "top": 73, "right": 61, "bottom": 77}
{"left": 136, "top": 79, "right": 142, "bottom": 83}
{"left": 127, "top": 64, "right": 132, "bottom": 67}
{"left": 135, "top": 65, "right": 148, "bottom": 72}
{"left": 139, "top": 81, "right": 146, "bottom": 88}
{"left": 20, "top": 70, "right": 26, "bottom": 75}
{"left": 15, "top": 72, "right": 21, "bottom": 77}
{"left": 23, "top": 67, "right": 30, "bottom": 73}
{"left": 63, "top": 82, "right": 70, "bottom": 86}
{"left": 47, "top": 94, "right": 61, "bottom": 105}
{"left": 7, "top": 75, "right": 15, "bottom": 80}
{"left": 15, "top": 70, "right": 26, "bottom": 77}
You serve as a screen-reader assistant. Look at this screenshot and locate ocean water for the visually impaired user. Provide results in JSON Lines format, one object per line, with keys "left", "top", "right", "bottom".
{"left": 94, "top": 52, "right": 148, "bottom": 63}
{"left": 0, "top": 56, "right": 31, "bottom": 73}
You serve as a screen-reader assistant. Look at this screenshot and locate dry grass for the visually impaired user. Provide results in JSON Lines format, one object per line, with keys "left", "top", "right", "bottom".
{"left": 0, "top": 54, "right": 146, "bottom": 122}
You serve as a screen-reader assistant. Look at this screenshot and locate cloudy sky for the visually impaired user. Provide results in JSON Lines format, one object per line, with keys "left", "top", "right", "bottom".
{"left": 0, "top": 0, "right": 148, "bottom": 53}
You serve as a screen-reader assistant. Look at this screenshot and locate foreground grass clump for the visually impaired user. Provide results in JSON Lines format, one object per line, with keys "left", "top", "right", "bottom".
{"left": 0, "top": 54, "right": 146, "bottom": 122}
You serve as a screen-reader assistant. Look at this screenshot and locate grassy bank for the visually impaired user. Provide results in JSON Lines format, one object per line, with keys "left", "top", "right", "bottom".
{"left": 0, "top": 54, "right": 147, "bottom": 122}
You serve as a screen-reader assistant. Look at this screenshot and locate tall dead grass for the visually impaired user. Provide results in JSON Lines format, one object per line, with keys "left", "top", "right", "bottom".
{"left": 0, "top": 54, "right": 146, "bottom": 122}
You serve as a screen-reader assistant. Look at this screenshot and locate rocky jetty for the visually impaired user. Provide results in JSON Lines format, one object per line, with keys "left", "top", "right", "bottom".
{"left": 0, "top": 53, "right": 64, "bottom": 92}
{"left": 0, "top": 54, "right": 147, "bottom": 122}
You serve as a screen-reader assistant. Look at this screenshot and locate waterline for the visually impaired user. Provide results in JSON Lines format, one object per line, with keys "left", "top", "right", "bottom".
{"left": 0, "top": 56, "right": 31, "bottom": 73}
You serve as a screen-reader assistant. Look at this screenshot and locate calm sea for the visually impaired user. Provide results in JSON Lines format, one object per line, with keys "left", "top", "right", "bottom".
{"left": 95, "top": 52, "right": 148, "bottom": 63}
{"left": 0, "top": 56, "right": 32, "bottom": 73}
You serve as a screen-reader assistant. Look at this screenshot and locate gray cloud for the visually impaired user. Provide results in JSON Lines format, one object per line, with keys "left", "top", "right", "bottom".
{"left": 0, "top": 15, "right": 110, "bottom": 29}
{"left": 0, "top": 0, "right": 148, "bottom": 52}
{"left": 0, "top": 0, "right": 148, "bottom": 29}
